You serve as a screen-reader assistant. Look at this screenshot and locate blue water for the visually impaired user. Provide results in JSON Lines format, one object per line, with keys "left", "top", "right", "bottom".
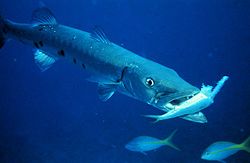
{"left": 0, "top": 0, "right": 249, "bottom": 162}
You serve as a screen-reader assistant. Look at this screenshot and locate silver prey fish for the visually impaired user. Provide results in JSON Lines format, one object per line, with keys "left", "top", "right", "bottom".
{"left": 0, "top": 7, "right": 202, "bottom": 122}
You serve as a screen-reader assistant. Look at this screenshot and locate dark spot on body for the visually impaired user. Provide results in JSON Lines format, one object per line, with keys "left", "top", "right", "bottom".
{"left": 34, "top": 42, "right": 39, "bottom": 48}
{"left": 39, "top": 41, "right": 43, "bottom": 47}
{"left": 73, "top": 58, "right": 77, "bottom": 64}
{"left": 57, "top": 50, "right": 65, "bottom": 56}
{"left": 81, "top": 64, "right": 86, "bottom": 69}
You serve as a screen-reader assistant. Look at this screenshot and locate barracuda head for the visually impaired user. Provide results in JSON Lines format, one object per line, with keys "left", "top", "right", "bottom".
{"left": 122, "top": 61, "right": 200, "bottom": 109}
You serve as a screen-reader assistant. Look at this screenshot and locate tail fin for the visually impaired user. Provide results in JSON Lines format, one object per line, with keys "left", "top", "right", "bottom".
{"left": 162, "top": 129, "right": 180, "bottom": 151}
{"left": 143, "top": 114, "right": 162, "bottom": 123}
{"left": 240, "top": 136, "right": 250, "bottom": 153}
{"left": 0, "top": 15, "right": 6, "bottom": 48}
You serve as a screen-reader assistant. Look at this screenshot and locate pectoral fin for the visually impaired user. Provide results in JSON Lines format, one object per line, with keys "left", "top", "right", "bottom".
{"left": 86, "top": 76, "right": 117, "bottom": 85}
{"left": 97, "top": 83, "right": 118, "bottom": 101}
{"left": 86, "top": 76, "right": 119, "bottom": 101}
{"left": 88, "top": 67, "right": 130, "bottom": 101}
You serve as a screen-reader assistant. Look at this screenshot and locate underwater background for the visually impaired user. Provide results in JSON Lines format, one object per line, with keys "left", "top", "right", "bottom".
{"left": 0, "top": 0, "right": 250, "bottom": 162}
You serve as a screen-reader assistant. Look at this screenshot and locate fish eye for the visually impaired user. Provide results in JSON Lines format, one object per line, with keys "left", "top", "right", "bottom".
{"left": 145, "top": 77, "right": 155, "bottom": 87}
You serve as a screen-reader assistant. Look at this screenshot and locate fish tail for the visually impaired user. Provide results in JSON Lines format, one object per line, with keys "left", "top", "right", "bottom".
{"left": 162, "top": 129, "right": 180, "bottom": 151}
{"left": 143, "top": 114, "right": 161, "bottom": 123}
{"left": 240, "top": 136, "right": 250, "bottom": 153}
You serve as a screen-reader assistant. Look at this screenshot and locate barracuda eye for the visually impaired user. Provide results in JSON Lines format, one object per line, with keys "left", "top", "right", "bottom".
{"left": 145, "top": 77, "right": 155, "bottom": 87}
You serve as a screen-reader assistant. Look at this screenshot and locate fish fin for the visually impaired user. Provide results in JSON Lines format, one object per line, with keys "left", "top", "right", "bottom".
{"left": 87, "top": 66, "right": 128, "bottom": 84}
{"left": 32, "top": 7, "right": 57, "bottom": 25}
{"left": 87, "top": 75, "right": 122, "bottom": 101}
{"left": 86, "top": 76, "right": 118, "bottom": 85}
{"left": 240, "top": 136, "right": 250, "bottom": 153}
{"left": 143, "top": 114, "right": 162, "bottom": 123}
{"left": 140, "top": 151, "right": 147, "bottom": 155}
{"left": 181, "top": 112, "right": 208, "bottom": 123}
{"left": 97, "top": 83, "right": 118, "bottom": 101}
{"left": 91, "top": 26, "right": 111, "bottom": 45}
{"left": 162, "top": 129, "right": 180, "bottom": 151}
{"left": 34, "top": 50, "right": 57, "bottom": 72}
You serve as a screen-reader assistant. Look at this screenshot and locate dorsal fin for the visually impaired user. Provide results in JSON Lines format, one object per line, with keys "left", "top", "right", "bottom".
{"left": 91, "top": 26, "right": 111, "bottom": 45}
{"left": 32, "top": 7, "right": 57, "bottom": 25}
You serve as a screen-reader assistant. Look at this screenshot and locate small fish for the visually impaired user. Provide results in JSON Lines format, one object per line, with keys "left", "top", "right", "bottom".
{"left": 125, "top": 130, "right": 180, "bottom": 155}
{"left": 201, "top": 136, "right": 250, "bottom": 163}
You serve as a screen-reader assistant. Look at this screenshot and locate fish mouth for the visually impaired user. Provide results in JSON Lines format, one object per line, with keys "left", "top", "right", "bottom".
{"left": 152, "top": 90, "right": 200, "bottom": 109}
{"left": 165, "top": 92, "right": 199, "bottom": 109}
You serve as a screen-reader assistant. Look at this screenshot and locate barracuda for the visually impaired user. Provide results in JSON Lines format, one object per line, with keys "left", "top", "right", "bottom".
{"left": 0, "top": 7, "right": 203, "bottom": 123}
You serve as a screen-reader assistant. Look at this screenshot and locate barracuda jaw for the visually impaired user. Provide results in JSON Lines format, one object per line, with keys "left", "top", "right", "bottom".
{"left": 145, "top": 76, "right": 229, "bottom": 123}
{"left": 164, "top": 93, "right": 199, "bottom": 109}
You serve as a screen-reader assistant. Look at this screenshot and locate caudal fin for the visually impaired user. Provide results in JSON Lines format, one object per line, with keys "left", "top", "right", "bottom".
{"left": 240, "top": 136, "right": 250, "bottom": 153}
{"left": 143, "top": 114, "right": 162, "bottom": 123}
{"left": 162, "top": 129, "right": 180, "bottom": 151}
{"left": 0, "top": 15, "right": 6, "bottom": 48}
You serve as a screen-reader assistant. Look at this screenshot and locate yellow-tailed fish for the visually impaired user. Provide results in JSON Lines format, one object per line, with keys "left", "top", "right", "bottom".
{"left": 201, "top": 136, "right": 250, "bottom": 163}
{"left": 125, "top": 130, "right": 180, "bottom": 155}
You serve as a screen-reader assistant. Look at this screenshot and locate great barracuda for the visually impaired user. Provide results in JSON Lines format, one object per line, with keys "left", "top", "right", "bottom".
{"left": 0, "top": 7, "right": 204, "bottom": 123}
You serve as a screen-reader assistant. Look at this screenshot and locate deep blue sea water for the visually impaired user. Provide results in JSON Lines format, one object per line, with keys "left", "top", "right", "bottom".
{"left": 0, "top": 0, "right": 249, "bottom": 162}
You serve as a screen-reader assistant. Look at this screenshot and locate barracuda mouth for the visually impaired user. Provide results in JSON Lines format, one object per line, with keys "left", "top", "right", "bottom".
{"left": 164, "top": 92, "right": 199, "bottom": 109}
{"left": 150, "top": 89, "right": 200, "bottom": 108}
